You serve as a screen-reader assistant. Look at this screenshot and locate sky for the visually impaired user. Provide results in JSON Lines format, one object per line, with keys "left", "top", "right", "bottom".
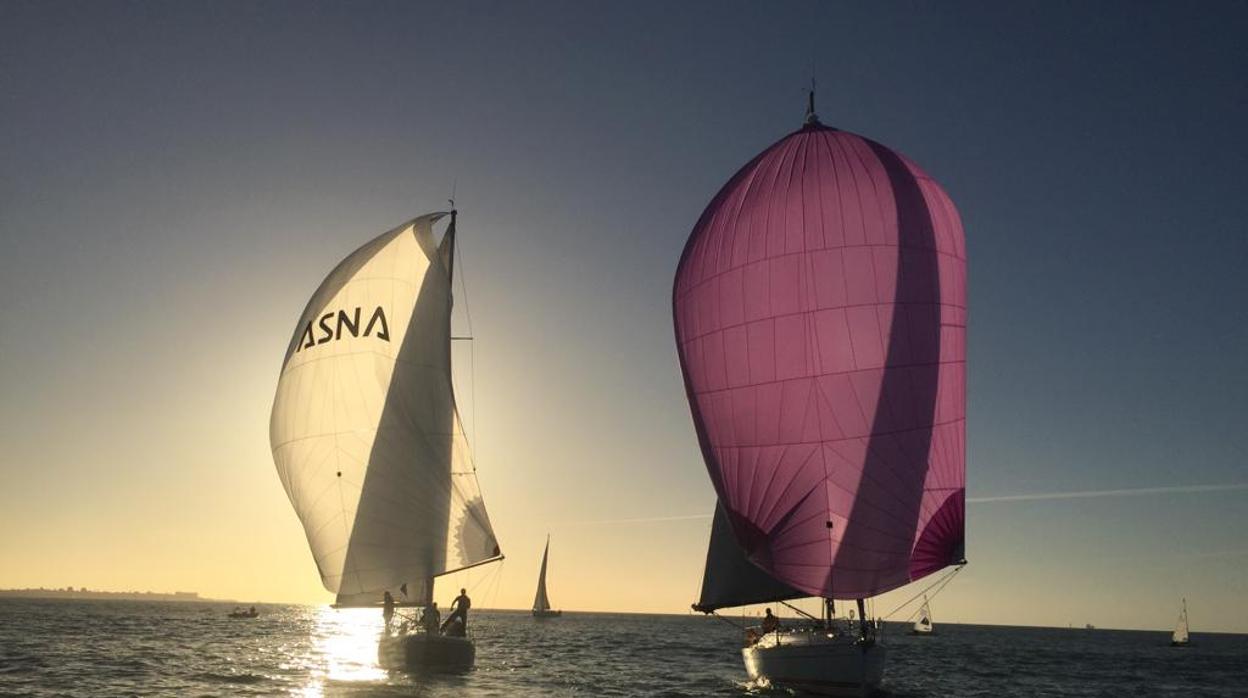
{"left": 1, "top": 1, "right": 1246, "bottom": 633}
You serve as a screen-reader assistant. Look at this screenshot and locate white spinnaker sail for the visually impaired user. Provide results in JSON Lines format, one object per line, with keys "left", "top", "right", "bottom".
{"left": 1172, "top": 600, "right": 1189, "bottom": 644}
{"left": 270, "top": 213, "right": 501, "bottom": 605}
{"left": 533, "top": 537, "right": 551, "bottom": 612}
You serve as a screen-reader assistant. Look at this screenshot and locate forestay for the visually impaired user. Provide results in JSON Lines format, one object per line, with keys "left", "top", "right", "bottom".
{"left": 270, "top": 213, "right": 501, "bottom": 606}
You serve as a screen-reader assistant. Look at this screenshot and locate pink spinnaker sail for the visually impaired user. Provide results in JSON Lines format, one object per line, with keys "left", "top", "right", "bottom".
{"left": 674, "top": 120, "right": 966, "bottom": 600}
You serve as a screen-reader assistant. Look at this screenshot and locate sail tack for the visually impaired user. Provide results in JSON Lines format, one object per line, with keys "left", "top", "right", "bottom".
{"left": 674, "top": 122, "right": 967, "bottom": 600}
{"left": 270, "top": 213, "right": 501, "bottom": 604}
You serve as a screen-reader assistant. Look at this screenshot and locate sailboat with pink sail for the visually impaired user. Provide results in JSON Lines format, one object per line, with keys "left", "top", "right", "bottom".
{"left": 674, "top": 92, "right": 967, "bottom": 696}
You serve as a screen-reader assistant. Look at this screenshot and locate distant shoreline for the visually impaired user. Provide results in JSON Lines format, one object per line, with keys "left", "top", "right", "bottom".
{"left": 0, "top": 588, "right": 235, "bottom": 603}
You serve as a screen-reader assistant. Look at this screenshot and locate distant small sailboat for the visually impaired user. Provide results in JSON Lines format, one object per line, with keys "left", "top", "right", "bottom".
{"left": 1170, "top": 598, "right": 1190, "bottom": 647}
{"left": 911, "top": 597, "right": 934, "bottom": 635}
{"left": 532, "top": 536, "right": 562, "bottom": 618}
{"left": 269, "top": 209, "right": 503, "bottom": 673}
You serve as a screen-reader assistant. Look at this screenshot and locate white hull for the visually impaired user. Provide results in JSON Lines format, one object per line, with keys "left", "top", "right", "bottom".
{"left": 378, "top": 633, "right": 475, "bottom": 673}
{"left": 742, "top": 631, "right": 885, "bottom": 697}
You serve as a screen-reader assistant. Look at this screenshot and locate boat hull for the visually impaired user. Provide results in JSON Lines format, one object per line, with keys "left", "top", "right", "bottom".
{"left": 378, "top": 633, "right": 475, "bottom": 673}
{"left": 532, "top": 609, "right": 562, "bottom": 618}
{"left": 742, "top": 632, "right": 885, "bottom": 697}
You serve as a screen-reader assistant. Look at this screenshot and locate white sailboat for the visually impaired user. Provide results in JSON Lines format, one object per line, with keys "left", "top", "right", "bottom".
{"left": 1171, "top": 598, "right": 1190, "bottom": 647}
{"left": 911, "top": 597, "right": 934, "bottom": 635}
{"left": 694, "top": 503, "right": 887, "bottom": 697}
{"left": 532, "top": 535, "right": 562, "bottom": 618}
{"left": 269, "top": 209, "right": 503, "bottom": 672}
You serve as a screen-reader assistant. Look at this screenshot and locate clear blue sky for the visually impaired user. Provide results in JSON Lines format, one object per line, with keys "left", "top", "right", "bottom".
{"left": 1, "top": 1, "right": 1245, "bottom": 631}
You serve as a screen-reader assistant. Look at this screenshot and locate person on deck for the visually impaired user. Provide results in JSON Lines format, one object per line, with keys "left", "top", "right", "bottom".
{"left": 441, "top": 588, "right": 471, "bottom": 633}
{"left": 421, "top": 601, "right": 441, "bottom": 635}
{"left": 382, "top": 591, "right": 395, "bottom": 627}
{"left": 761, "top": 608, "right": 780, "bottom": 634}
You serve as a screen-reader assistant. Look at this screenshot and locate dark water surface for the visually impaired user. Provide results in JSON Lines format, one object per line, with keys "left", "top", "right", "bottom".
{"left": 1, "top": 599, "right": 1245, "bottom": 696}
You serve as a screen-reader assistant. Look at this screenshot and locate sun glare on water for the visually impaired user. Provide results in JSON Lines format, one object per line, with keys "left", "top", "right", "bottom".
{"left": 297, "top": 606, "right": 389, "bottom": 695}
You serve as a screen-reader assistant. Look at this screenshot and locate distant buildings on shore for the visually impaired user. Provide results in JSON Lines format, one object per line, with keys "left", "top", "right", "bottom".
{"left": 0, "top": 587, "right": 212, "bottom": 602}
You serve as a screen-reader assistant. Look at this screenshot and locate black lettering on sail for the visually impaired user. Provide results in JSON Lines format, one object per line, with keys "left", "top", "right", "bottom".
{"left": 317, "top": 313, "right": 334, "bottom": 344}
{"left": 296, "top": 306, "right": 389, "bottom": 352}
{"left": 298, "top": 321, "right": 315, "bottom": 352}
{"left": 364, "top": 306, "right": 390, "bottom": 341}
{"left": 336, "top": 308, "right": 361, "bottom": 339}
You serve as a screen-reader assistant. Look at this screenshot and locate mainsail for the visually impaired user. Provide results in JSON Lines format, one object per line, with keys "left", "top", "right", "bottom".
{"left": 533, "top": 536, "right": 553, "bottom": 612}
{"left": 675, "top": 115, "right": 967, "bottom": 602}
{"left": 270, "top": 212, "right": 501, "bottom": 606}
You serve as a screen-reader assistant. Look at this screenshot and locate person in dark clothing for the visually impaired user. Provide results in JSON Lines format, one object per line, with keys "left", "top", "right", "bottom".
{"left": 441, "top": 588, "right": 471, "bottom": 633}
{"left": 420, "top": 602, "right": 441, "bottom": 635}
{"left": 382, "top": 591, "right": 395, "bottom": 627}
{"left": 761, "top": 608, "right": 780, "bottom": 634}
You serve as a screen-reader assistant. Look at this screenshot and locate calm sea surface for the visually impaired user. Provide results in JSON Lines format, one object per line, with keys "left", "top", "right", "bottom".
{"left": 1, "top": 599, "right": 1245, "bottom": 696}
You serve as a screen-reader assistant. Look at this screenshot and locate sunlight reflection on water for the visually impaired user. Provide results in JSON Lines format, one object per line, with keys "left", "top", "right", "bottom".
{"left": 297, "top": 606, "right": 388, "bottom": 695}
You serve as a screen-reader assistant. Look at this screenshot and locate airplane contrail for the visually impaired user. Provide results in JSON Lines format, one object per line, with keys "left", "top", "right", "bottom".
{"left": 566, "top": 513, "right": 713, "bottom": 526}
{"left": 967, "top": 482, "right": 1248, "bottom": 503}
{"left": 565, "top": 483, "right": 1248, "bottom": 525}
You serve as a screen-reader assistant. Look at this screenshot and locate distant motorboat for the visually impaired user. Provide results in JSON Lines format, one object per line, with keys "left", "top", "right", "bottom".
{"left": 532, "top": 536, "right": 562, "bottom": 618}
{"left": 1084, "top": 624, "right": 1095, "bottom": 631}
{"left": 910, "top": 597, "right": 934, "bottom": 635}
{"left": 1170, "top": 598, "right": 1190, "bottom": 647}
{"left": 228, "top": 607, "right": 258, "bottom": 619}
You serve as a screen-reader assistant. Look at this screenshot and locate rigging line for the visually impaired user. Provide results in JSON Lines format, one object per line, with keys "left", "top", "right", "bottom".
{"left": 708, "top": 610, "right": 748, "bottom": 631}
{"left": 780, "top": 600, "right": 819, "bottom": 621}
{"left": 881, "top": 564, "right": 965, "bottom": 621}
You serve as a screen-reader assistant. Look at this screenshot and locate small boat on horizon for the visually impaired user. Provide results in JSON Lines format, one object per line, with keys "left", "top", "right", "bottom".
{"left": 228, "top": 606, "right": 258, "bottom": 619}
{"left": 269, "top": 209, "right": 504, "bottom": 673}
{"left": 532, "top": 535, "right": 562, "bottom": 618}
{"left": 910, "top": 597, "right": 934, "bottom": 636}
{"left": 1170, "top": 598, "right": 1190, "bottom": 647}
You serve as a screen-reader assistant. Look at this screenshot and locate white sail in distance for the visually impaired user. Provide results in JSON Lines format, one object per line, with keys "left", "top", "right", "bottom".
{"left": 914, "top": 598, "right": 933, "bottom": 634}
{"left": 1172, "top": 599, "right": 1189, "bottom": 644}
{"left": 270, "top": 212, "right": 501, "bottom": 606}
{"left": 533, "top": 537, "right": 552, "bottom": 612}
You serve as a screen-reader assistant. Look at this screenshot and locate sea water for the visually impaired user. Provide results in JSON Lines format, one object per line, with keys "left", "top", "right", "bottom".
{"left": 1, "top": 599, "right": 1245, "bottom": 696}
